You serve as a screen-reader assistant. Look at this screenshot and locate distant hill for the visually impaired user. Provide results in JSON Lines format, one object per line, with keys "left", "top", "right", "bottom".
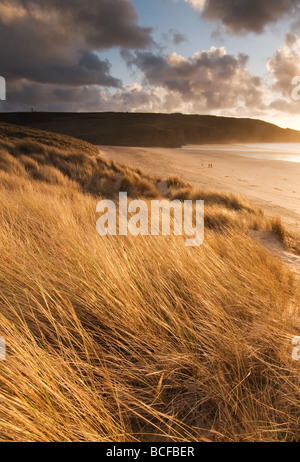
{"left": 0, "top": 112, "right": 299, "bottom": 147}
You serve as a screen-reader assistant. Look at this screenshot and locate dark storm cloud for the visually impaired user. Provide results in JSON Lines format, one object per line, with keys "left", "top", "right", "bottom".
{"left": 0, "top": 0, "right": 153, "bottom": 106}
{"left": 184, "top": 0, "right": 299, "bottom": 34}
{"left": 122, "top": 47, "right": 264, "bottom": 110}
{"left": 1, "top": 47, "right": 121, "bottom": 87}
{"left": 46, "top": 0, "right": 152, "bottom": 49}
{"left": 0, "top": 0, "right": 153, "bottom": 51}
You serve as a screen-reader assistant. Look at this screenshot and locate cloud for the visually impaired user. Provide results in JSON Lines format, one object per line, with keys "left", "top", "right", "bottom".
{"left": 176, "top": 0, "right": 299, "bottom": 34}
{"left": 268, "top": 33, "right": 300, "bottom": 97}
{"left": 267, "top": 33, "right": 300, "bottom": 113}
{"left": 2, "top": 42, "right": 267, "bottom": 115}
{"left": 183, "top": 0, "right": 206, "bottom": 11}
{"left": 122, "top": 46, "right": 265, "bottom": 112}
{"left": 2, "top": 48, "right": 122, "bottom": 88}
{"left": 1, "top": 82, "right": 104, "bottom": 111}
{"left": 0, "top": 0, "right": 153, "bottom": 99}
{"left": 162, "top": 29, "right": 188, "bottom": 45}
{"left": 0, "top": 81, "right": 169, "bottom": 113}
{"left": 0, "top": 0, "right": 152, "bottom": 50}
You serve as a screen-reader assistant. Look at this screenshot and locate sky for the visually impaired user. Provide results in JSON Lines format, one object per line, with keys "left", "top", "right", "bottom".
{"left": 1, "top": 0, "right": 300, "bottom": 129}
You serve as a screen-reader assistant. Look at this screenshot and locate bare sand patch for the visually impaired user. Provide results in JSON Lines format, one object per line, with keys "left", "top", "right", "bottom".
{"left": 251, "top": 230, "right": 300, "bottom": 279}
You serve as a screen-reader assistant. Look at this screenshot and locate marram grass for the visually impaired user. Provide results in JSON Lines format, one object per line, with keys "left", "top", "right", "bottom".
{"left": 0, "top": 124, "right": 299, "bottom": 441}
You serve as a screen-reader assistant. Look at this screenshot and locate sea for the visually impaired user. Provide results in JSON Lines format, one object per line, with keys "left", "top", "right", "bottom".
{"left": 181, "top": 143, "right": 300, "bottom": 163}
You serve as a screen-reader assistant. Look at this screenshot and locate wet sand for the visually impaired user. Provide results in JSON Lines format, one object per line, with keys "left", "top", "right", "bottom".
{"left": 99, "top": 145, "right": 300, "bottom": 231}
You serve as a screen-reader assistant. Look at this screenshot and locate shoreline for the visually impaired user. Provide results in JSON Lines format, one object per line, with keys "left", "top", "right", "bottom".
{"left": 99, "top": 145, "right": 300, "bottom": 231}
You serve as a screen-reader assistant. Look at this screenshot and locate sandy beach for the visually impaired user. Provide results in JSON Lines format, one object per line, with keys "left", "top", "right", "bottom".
{"left": 100, "top": 145, "right": 300, "bottom": 231}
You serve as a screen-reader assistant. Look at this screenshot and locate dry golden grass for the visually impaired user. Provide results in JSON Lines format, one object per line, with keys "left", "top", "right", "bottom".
{"left": 0, "top": 123, "right": 300, "bottom": 442}
{"left": 269, "top": 217, "right": 300, "bottom": 256}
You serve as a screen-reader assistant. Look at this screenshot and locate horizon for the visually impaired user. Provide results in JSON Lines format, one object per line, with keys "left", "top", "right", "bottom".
{"left": 0, "top": 110, "right": 299, "bottom": 132}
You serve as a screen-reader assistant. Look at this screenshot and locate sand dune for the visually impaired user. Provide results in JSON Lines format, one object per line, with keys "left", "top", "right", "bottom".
{"left": 99, "top": 145, "right": 300, "bottom": 231}
{"left": 251, "top": 230, "right": 300, "bottom": 279}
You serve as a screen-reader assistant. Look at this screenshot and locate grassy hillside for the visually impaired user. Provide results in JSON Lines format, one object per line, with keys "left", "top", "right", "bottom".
{"left": 0, "top": 112, "right": 300, "bottom": 147}
{"left": 0, "top": 122, "right": 300, "bottom": 442}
